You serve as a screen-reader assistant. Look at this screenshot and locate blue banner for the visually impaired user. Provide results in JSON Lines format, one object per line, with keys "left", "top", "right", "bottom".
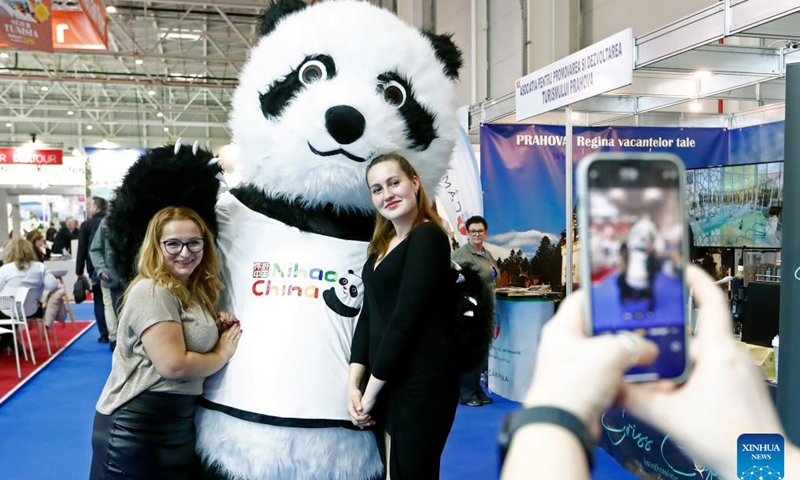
{"left": 599, "top": 408, "right": 721, "bottom": 480}
{"left": 480, "top": 124, "right": 728, "bottom": 279}
{"left": 728, "top": 121, "right": 785, "bottom": 165}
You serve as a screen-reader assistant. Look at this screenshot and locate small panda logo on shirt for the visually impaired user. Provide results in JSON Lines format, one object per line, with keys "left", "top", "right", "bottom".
{"left": 323, "top": 269, "right": 363, "bottom": 318}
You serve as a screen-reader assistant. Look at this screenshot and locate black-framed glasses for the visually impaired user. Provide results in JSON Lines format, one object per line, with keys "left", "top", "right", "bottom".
{"left": 468, "top": 229, "right": 486, "bottom": 235}
{"left": 162, "top": 237, "right": 204, "bottom": 255}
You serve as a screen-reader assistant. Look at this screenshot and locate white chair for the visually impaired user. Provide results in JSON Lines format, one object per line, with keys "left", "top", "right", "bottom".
{"left": 18, "top": 286, "right": 59, "bottom": 356}
{"left": 0, "top": 295, "right": 23, "bottom": 377}
{"left": 14, "top": 287, "right": 44, "bottom": 358}
{"left": 0, "top": 288, "right": 38, "bottom": 378}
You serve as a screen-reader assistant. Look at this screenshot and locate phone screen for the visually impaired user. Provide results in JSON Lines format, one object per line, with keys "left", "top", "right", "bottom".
{"left": 586, "top": 159, "right": 688, "bottom": 381}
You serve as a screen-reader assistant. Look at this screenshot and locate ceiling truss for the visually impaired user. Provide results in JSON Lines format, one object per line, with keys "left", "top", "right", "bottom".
{"left": 470, "top": 0, "right": 800, "bottom": 133}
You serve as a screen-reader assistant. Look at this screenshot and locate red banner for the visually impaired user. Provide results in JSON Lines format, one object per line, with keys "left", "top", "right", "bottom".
{"left": 0, "top": 0, "right": 53, "bottom": 52}
{"left": 52, "top": 9, "right": 106, "bottom": 50}
{"left": 0, "top": 148, "right": 63, "bottom": 165}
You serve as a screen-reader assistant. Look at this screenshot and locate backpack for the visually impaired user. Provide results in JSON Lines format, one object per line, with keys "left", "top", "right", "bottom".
{"left": 450, "top": 261, "right": 495, "bottom": 372}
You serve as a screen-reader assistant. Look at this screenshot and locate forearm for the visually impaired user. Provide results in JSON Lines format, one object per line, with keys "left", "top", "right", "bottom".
{"left": 158, "top": 349, "right": 228, "bottom": 381}
{"left": 348, "top": 363, "right": 367, "bottom": 389}
{"left": 501, "top": 424, "right": 590, "bottom": 480}
{"left": 363, "top": 375, "right": 386, "bottom": 399}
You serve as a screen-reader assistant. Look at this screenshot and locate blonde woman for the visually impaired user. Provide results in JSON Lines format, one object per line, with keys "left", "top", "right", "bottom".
{"left": 0, "top": 238, "right": 58, "bottom": 318}
{"left": 90, "top": 206, "right": 242, "bottom": 480}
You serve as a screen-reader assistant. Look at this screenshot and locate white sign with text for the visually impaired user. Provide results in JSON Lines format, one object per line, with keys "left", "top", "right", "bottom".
{"left": 515, "top": 28, "right": 634, "bottom": 121}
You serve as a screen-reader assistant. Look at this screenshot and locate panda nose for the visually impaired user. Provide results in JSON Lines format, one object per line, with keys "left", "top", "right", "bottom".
{"left": 325, "top": 105, "right": 366, "bottom": 145}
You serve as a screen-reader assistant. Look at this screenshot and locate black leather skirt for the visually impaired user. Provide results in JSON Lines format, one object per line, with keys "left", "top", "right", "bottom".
{"left": 90, "top": 391, "right": 199, "bottom": 480}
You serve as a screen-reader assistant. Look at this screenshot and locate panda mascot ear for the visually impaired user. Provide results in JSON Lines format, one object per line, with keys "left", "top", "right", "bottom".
{"left": 259, "top": 0, "right": 308, "bottom": 38}
{"left": 106, "top": 143, "right": 223, "bottom": 284}
{"left": 420, "top": 30, "right": 463, "bottom": 80}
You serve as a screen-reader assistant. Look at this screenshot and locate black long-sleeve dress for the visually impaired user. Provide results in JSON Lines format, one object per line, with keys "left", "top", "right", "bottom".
{"left": 351, "top": 222, "right": 459, "bottom": 480}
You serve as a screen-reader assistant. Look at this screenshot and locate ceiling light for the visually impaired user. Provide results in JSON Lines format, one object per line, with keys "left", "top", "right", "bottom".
{"left": 5, "top": 123, "right": 11, "bottom": 127}
{"left": 148, "top": 90, "right": 156, "bottom": 96}
{"left": 41, "top": 86, "right": 48, "bottom": 91}
{"left": 159, "top": 31, "right": 202, "bottom": 42}
{"left": 106, "top": 5, "right": 117, "bottom": 14}
{"left": 163, "top": 127, "right": 169, "bottom": 132}
{"left": 86, "top": 125, "right": 93, "bottom": 130}
{"left": 689, "top": 99, "right": 702, "bottom": 111}
{"left": 694, "top": 70, "right": 711, "bottom": 79}
{"left": 570, "top": 111, "right": 581, "bottom": 121}
{"left": 156, "top": 112, "right": 163, "bottom": 117}
{"left": 67, "top": 110, "right": 74, "bottom": 115}
{"left": 135, "top": 58, "right": 144, "bottom": 65}
{"left": 0, "top": 52, "right": 9, "bottom": 59}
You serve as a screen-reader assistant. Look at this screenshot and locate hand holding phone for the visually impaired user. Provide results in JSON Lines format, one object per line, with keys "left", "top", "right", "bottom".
{"left": 578, "top": 153, "right": 690, "bottom": 382}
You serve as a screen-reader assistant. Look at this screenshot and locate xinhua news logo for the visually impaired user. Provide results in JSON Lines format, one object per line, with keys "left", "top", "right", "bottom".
{"left": 738, "top": 433, "right": 784, "bottom": 479}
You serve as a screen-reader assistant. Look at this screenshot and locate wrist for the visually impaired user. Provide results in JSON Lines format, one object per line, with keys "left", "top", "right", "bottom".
{"left": 498, "top": 405, "right": 595, "bottom": 471}
{"left": 524, "top": 393, "right": 593, "bottom": 436}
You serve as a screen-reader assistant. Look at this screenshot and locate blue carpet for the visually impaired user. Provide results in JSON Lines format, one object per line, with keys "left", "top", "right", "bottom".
{"left": 0, "top": 301, "right": 636, "bottom": 480}
{"left": 0, "top": 302, "right": 111, "bottom": 480}
{"left": 442, "top": 394, "right": 637, "bottom": 480}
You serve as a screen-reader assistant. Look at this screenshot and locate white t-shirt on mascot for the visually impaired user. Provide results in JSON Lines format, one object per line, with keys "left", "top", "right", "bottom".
{"left": 203, "top": 192, "right": 367, "bottom": 424}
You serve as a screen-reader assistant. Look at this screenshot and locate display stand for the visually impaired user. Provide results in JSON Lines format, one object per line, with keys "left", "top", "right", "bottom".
{"left": 488, "top": 293, "right": 556, "bottom": 401}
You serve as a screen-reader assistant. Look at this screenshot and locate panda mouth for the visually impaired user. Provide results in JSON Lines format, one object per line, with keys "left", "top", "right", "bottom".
{"left": 308, "top": 142, "right": 367, "bottom": 163}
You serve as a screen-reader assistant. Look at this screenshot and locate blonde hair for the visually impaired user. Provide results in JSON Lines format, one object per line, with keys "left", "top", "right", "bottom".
{"left": 125, "top": 206, "right": 223, "bottom": 316}
{"left": 2, "top": 238, "right": 36, "bottom": 270}
{"left": 365, "top": 153, "right": 445, "bottom": 259}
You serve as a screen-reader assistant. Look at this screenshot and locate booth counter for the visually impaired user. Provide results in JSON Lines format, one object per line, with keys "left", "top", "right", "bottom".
{"left": 488, "top": 293, "right": 557, "bottom": 402}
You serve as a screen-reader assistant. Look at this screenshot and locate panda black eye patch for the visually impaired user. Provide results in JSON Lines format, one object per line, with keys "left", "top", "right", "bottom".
{"left": 377, "top": 72, "right": 437, "bottom": 151}
{"left": 260, "top": 54, "right": 337, "bottom": 119}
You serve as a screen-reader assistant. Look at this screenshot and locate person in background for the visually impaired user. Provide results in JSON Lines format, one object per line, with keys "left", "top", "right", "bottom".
{"left": 90, "top": 206, "right": 242, "bottom": 480}
{"left": 46, "top": 222, "right": 58, "bottom": 243}
{"left": 77, "top": 197, "right": 109, "bottom": 343}
{"left": 451, "top": 215, "right": 498, "bottom": 407}
{"left": 348, "top": 153, "right": 459, "bottom": 480}
{"left": 499, "top": 265, "right": 798, "bottom": 479}
{"left": 90, "top": 217, "right": 125, "bottom": 352}
{"left": 0, "top": 238, "right": 60, "bottom": 351}
{"left": 30, "top": 231, "right": 51, "bottom": 262}
{"left": 51, "top": 218, "right": 79, "bottom": 256}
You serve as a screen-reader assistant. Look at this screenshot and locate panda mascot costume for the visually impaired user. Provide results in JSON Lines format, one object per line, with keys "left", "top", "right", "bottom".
{"left": 106, "top": 1, "right": 466, "bottom": 479}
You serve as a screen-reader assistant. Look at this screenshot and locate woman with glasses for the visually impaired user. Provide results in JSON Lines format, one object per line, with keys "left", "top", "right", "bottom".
{"left": 451, "top": 215, "right": 498, "bottom": 407}
{"left": 90, "top": 206, "right": 242, "bottom": 480}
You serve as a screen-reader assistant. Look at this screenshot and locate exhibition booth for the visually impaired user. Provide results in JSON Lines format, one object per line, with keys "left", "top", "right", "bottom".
{"left": 465, "top": 1, "right": 800, "bottom": 478}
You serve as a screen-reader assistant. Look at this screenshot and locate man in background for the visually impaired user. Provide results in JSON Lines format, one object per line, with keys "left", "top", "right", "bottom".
{"left": 76, "top": 197, "right": 109, "bottom": 343}
{"left": 90, "top": 217, "right": 125, "bottom": 351}
{"left": 51, "top": 218, "right": 79, "bottom": 256}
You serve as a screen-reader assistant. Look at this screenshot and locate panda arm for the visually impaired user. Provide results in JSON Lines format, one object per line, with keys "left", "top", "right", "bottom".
{"left": 369, "top": 223, "right": 451, "bottom": 381}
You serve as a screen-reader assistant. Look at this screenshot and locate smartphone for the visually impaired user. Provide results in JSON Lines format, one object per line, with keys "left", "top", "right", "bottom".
{"left": 577, "top": 153, "right": 690, "bottom": 382}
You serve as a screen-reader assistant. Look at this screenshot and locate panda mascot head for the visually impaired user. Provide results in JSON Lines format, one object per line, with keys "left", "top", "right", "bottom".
{"left": 230, "top": 0, "right": 461, "bottom": 218}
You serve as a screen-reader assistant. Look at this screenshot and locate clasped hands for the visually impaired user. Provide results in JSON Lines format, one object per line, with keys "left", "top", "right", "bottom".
{"left": 347, "top": 387, "right": 376, "bottom": 429}
{"left": 216, "top": 311, "right": 240, "bottom": 332}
